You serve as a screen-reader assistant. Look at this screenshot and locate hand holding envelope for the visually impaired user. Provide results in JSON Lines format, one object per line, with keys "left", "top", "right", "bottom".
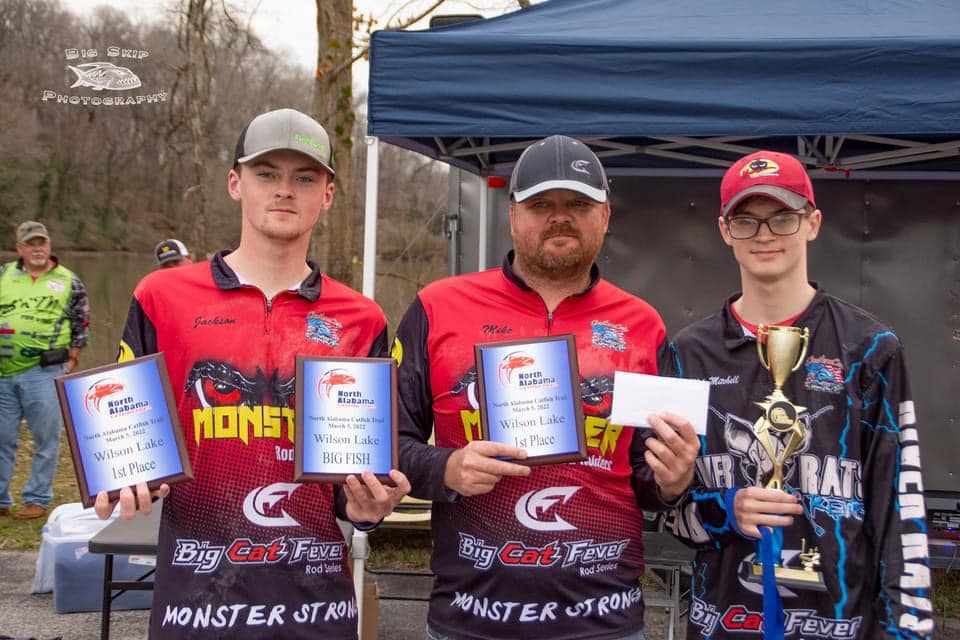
{"left": 611, "top": 372, "right": 709, "bottom": 502}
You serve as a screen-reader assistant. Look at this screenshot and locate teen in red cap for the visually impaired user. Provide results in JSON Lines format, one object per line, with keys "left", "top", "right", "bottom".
{"left": 666, "top": 151, "right": 932, "bottom": 639}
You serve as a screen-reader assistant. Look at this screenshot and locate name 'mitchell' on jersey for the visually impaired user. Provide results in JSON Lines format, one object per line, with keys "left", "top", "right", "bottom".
{"left": 666, "top": 290, "right": 933, "bottom": 639}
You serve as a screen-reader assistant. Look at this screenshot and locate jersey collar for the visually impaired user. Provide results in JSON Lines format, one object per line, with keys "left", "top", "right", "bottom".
{"left": 721, "top": 282, "right": 824, "bottom": 350}
{"left": 210, "top": 250, "right": 324, "bottom": 301}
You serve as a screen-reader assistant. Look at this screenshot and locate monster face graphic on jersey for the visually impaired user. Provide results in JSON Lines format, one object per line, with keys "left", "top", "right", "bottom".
{"left": 187, "top": 360, "right": 296, "bottom": 408}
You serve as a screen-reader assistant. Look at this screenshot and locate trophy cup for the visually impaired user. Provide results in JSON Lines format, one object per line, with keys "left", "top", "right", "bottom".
{"left": 748, "top": 324, "right": 826, "bottom": 591}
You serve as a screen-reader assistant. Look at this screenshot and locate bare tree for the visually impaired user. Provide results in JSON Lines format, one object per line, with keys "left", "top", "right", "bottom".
{"left": 313, "top": 1, "right": 357, "bottom": 285}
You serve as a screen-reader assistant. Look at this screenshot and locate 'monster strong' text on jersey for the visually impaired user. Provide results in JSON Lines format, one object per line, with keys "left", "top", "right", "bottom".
{"left": 667, "top": 288, "right": 932, "bottom": 639}
{"left": 119, "top": 253, "right": 387, "bottom": 640}
{"left": 396, "top": 253, "right": 675, "bottom": 640}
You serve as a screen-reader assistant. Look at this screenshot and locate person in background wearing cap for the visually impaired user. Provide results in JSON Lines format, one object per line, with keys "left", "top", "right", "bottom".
{"left": 395, "top": 135, "right": 700, "bottom": 640}
{"left": 0, "top": 221, "right": 89, "bottom": 520}
{"left": 666, "top": 151, "right": 932, "bottom": 638}
{"left": 96, "top": 108, "right": 410, "bottom": 640}
{"left": 154, "top": 238, "right": 193, "bottom": 269}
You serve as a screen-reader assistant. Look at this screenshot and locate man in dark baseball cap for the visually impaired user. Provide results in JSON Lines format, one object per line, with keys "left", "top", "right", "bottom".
{"left": 394, "top": 134, "right": 699, "bottom": 640}
{"left": 667, "top": 150, "right": 932, "bottom": 638}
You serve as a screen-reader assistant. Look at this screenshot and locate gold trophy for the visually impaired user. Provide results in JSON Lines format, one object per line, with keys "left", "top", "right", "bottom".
{"left": 748, "top": 324, "right": 826, "bottom": 590}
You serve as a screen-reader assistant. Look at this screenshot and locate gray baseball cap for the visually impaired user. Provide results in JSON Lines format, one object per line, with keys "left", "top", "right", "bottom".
{"left": 233, "top": 108, "right": 334, "bottom": 175}
{"left": 509, "top": 135, "right": 608, "bottom": 203}
{"left": 17, "top": 221, "right": 50, "bottom": 243}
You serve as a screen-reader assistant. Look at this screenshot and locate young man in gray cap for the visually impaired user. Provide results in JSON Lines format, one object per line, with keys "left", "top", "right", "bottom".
{"left": 0, "top": 221, "right": 89, "bottom": 520}
{"left": 97, "top": 108, "right": 410, "bottom": 640}
{"left": 667, "top": 151, "right": 932, "bottom": 638}
{"left": 395, "top": 135, "right": 700, "bottom": 640}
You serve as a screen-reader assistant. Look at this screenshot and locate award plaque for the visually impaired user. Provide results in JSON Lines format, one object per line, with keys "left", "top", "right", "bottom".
{"left": 55, "top": 354, "right": 193, "bottom": 508}
{"left": 474, "top": 335, "right": 586, "bottom": 466}
{"left": 746, "top": 324, "right": 827, "bottom": 591}
{"left": 294, "top": 356, "right": 398, "bottom": 483}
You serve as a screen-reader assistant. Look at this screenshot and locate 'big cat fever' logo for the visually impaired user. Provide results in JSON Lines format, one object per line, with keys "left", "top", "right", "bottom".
{"left": 84, "top": 378, "right": 149, "bottom": 418}
{"left": 318, "top": 368, "right": 374, "bottom": 408}
{"left": 497, "top": 351, "right": 556, "bottom": 389}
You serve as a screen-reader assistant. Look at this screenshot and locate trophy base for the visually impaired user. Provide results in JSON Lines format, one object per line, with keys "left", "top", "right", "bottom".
{"left": 750, "top": 562, "right": 828, "bottom": 592}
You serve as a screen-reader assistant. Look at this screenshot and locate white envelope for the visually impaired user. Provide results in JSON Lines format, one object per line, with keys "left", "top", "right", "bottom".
{"left": 609, "top": 371, "right": 710, "bottom": 435}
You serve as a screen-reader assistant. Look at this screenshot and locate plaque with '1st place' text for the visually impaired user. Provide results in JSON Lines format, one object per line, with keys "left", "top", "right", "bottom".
{"left": 56, "top": 353, "right": 193, "bottom": 508}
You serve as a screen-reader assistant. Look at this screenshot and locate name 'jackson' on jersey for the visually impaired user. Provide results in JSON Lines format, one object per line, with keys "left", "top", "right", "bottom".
{"left": 119, "top": 253, "right": 387, "bottom": 640}
{"left": 396, "top": 254, "right": 677, "bottom": 640}
{"left": 665, "top": 288, "right": 932, "bottom": 639}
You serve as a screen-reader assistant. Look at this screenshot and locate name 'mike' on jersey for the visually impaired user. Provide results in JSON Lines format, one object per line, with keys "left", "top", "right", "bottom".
{"left": 119, "top": 253, "right": 387, "bottom": 640}
{"left": 396, "top": 254, "right": 676, "bottom": 640}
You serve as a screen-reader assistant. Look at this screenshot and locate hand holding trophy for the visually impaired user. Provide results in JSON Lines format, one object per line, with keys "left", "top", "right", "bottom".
{"left": 749, "top": 324, "right": 826, "bottom": 591}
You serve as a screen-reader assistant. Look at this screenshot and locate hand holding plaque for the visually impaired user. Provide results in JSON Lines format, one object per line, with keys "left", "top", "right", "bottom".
{"left": 474, "top": 335, "right": 586, "bottom": 466}
{"left": 55, "top": 354, "right": 193, "bottom": 508}
{"left": 747, "top": 324, "right": 826, "bottom": 591}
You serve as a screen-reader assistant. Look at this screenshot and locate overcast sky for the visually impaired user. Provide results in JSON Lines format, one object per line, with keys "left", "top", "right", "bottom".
{"left": 60, "top": 0, "right": 529, "bottom": 78}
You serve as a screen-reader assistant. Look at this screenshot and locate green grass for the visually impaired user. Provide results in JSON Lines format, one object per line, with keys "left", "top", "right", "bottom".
{"left": 367, "top": 528, "right": 432, "bottom": 570}
{"left": 0, "top": 423, "right": 82, "bottom": 550}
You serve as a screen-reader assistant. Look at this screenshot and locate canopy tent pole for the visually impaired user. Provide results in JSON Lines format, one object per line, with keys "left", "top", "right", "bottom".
{"left": 362, "top": 136, "right": 380, "bottom": 299}
{"left": 478, "top": 180, "right": 489, "bottom": 271}
{"left": 355, "top": 135, "right": 380, "bottom": 635}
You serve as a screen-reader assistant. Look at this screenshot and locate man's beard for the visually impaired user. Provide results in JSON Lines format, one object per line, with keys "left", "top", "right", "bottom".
{"left": 516, "top": 222, "right": 599, "bottom": 282}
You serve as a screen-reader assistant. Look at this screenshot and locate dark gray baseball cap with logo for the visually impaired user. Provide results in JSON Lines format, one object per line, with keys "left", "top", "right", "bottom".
{"left": 233, "top": 108, "right": 335, "bottom": 176}
{"left": 509, "top": 135, "right": 608, "bottom": 203}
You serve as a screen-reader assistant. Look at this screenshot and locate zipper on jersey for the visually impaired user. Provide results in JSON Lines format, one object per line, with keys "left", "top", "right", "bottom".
{"left": 263, "top": 293, "right": 272, "bottom": 334}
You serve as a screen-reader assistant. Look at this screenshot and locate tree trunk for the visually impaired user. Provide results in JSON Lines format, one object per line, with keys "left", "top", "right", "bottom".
{"left": 314, "top": 0, "right": 357, "bottom": 287}
{"left": 177, "top": 0, "right": 214, "bottom": 257}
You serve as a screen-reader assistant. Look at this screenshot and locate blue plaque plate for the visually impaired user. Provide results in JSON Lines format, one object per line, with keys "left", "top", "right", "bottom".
{"left": 295, "top": 356, "right": 398, "bottom": 483}
{"left": 475, "top": 335, "right": 586, "bottom": 465}
{"left": 55, "top": 354, "right": 192, "bottom": 508}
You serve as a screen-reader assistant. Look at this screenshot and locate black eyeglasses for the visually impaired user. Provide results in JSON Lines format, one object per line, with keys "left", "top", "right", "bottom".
{"left": 725, "top": 212, "right": 810, "bottom": 240}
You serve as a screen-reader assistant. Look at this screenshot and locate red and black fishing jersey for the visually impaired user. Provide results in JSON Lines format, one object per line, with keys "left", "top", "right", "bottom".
{"left": 395, "top": 252, "right": 674, "bottom": 640}
{"left": 665, "top": 287, "right": 932, "bottom": 639}
{"left": 119, "top": 252, "right": 387, "bottom": 640}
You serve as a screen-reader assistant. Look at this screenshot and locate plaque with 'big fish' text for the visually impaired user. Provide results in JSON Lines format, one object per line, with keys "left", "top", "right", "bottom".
{"left": 475, "top": 335, "right": 586, "bottom": 466}
{"left": 294, "top": 356, "right": 398, "bottom": 483}
{"left": 55, "top": 354, "right": 193, "bottom": 508}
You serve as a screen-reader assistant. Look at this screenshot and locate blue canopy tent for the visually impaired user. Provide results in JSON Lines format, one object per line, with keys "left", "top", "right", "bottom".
{"left": 368, "top": 0, "right": 960, "bottom": 168}
{"left": 361, "top": 0, "right": 960, "bottom": 290}
{"left": 359, "top": 0, "right": 960, "bottom": 500}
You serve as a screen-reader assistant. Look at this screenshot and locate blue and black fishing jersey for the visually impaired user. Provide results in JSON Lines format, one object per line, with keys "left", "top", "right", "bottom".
{"left": 666, "top": 286, "right": 932, "bottom": 639}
